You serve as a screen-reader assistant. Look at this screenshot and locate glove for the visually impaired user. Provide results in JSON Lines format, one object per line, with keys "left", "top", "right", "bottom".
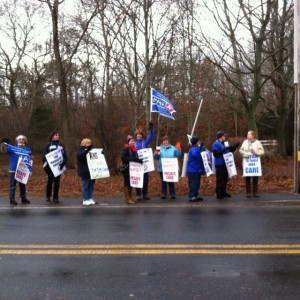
{"left": 154, "top": 150, "right": 160, "bottom": 155}
{"left": 59, "top": 163, "right": 65, "bottom": 170}
{"left": 148, "top": 122, "right": 154, "bottom": 130}
{"left": 138, "top": 158, "right": 143, "bottom": 164}
{"left": 101, "top": 150, "right": 104, "bottom": 154}
{"left": 175, "top": 142, "right": 181, "bottom": 149}
{"left": 87, "top": 145, "right": 93, "bottom": 151}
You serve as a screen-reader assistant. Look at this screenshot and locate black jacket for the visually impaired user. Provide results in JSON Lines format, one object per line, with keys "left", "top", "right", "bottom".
{"left": 77, "top": 146, "right": 92, "bottom": 178}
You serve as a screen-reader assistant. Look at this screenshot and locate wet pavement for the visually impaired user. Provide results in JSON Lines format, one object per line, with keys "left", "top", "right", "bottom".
{"left": 0, "top": 193, "right": 300, "bottom": 299}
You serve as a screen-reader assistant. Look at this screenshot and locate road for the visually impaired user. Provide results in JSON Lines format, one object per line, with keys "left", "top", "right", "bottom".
{"left": 0, "top": 193, "right": 300, "bottom": 299}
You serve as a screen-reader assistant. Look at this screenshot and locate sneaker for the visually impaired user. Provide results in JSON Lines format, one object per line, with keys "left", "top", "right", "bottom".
{"left": 53, "top": 199, "right": 60, "bottom": 204}
{"left": 89, "top": 199, "right": 97, "bottom": 205}
{"left": 83, "top": 200, "right": 91, "bottom": 206}
{"left": 21, "top": 198, "right": 30, "bottom": 204}
{"left": 142, "top": 195, "right": 150, "bottom": 200}
{"left": 189, "top": 197, "right": 199, "bottom": 202}
{"left": 253, "top": 194, "right": 260, "bottom": 198}
{"left": 10, "top": 200, "right": 18, "bottom": 206}
{"left": 46, "top": 197, "right": 51, "bottom": 202}
{"left": 196, "top": 196, "right": 204, "bottom": 201}
{"left": 171, "top": 196, "right": 176, "bottom": 200}
{"left": 161, "top": 196, "right": 166, "bottom": 200}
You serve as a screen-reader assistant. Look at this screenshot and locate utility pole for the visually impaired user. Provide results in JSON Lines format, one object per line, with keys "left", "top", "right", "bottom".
{"left": 294, "top": 0, "right": 300, "bottom": 193}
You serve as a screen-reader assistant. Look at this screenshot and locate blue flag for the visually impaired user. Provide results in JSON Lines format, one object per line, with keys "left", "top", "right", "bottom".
{"left": 151, "top": 88, "right": 176, "bottom": 120}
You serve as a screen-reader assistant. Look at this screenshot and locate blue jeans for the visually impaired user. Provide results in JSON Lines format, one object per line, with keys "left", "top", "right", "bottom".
{"left": 159, "top": 172, "right": 175, "bottom": 197}
{"left": 187, "top": 172, "right": 201, "bottom": 199}
{"left": 81, "top": 178, "right": 95, "bottom": 200}
{"left": 9, "top": 172, "right": 26, "bottom": 201}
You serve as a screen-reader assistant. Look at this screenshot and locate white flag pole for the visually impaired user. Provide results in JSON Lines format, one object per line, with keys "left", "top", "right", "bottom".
{"left": 187, "top": 98, "right": 203, "bottom": 144}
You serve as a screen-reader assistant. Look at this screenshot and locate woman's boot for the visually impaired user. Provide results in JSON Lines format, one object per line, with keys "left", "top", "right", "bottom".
{"left": 124, "top": 187, "right": 135, "bottom": 205}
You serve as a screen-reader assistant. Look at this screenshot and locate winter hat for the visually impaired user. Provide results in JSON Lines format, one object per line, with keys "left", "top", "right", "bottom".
{"left": 190, "top": 136, "right": 200, "bottom": 145}
{"left": 127, "top": 135, "right": 134, "bottom": 143}
{"left": 216, "top": 131, "right": 226, "bottom": 139}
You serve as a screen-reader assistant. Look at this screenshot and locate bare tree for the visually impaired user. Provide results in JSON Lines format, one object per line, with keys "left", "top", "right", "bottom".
{"left": 38, "top": 0, "right": 103, "bottom": 166}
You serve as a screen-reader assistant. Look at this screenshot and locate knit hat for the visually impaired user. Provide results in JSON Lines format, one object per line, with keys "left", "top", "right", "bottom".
{"left": 190, "top": 136, "right": 200, "bottom": 145}
{"left": 216, "top": 131, "right": 226, "bottom": 139}
{"left": 127, "top": 135, "right": 134, "bottom": 143}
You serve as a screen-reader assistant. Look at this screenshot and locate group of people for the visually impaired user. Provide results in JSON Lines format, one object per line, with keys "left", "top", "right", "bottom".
{"left": 0, "top": 126, "right": 264, "bottom": 206}
{"left": 120, "top": 128, "right": 264, "bottom": 204}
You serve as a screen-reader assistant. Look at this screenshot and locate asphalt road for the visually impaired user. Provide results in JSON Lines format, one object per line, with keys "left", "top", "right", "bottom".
{"left": 0, "top": 193, "right": 300, "bottom": 300}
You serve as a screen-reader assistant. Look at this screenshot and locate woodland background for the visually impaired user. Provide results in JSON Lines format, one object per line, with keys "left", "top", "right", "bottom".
{"left": 0, "top": 0, "right": 296, "bottom": 196}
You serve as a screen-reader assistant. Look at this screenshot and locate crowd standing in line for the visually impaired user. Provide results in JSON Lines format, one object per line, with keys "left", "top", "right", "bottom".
{"left": 239, "top": 130, "right": 265, "bottom": 198}
{"left": 0, "top": 128, "right": 267, "bottom": 206}
{"left": 134, "top": 122, "right": 154, "bottom": 201}
{"left": 42, "top": 131, "right": 67, "bottom": 204}
{"left": 154, "top": 136, "right": 182, "bottom": 200}
{"left": 77, "top": 138, "right": 97, "bottom": 206}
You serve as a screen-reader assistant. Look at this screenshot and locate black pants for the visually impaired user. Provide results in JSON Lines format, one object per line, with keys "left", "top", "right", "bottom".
{"left": 136, "top": 172, "right": 149, "bottom": 196}
{"left": 215, "top": 165, "right": 228, "bottom": 197}
{"left": 245, "top": 176, "right": 259, "bottom": 194}
{"left": 45, "top": 168, "right": 61, "bottom": 200}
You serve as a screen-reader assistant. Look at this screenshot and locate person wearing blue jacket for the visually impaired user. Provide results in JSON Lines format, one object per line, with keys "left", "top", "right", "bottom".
{"left": 134, "top": 122, "right": 155, "bottom": 201}
{"left": 187, "top": 136, "right": 205, "bottom": 202}
{"left": 212, "top": 131, "right": 239, "bottom": 199}
{"left": 154, "top": 136, "right": 182, "bottom": 199}
{"left": 1, "top": 135, "right": 32, "bottom": 205}
{"left": 42, "top": 130, "right": 67, "bottom": 204}
{"left": 77, "top": 138, "right": 97, "bottom": 206}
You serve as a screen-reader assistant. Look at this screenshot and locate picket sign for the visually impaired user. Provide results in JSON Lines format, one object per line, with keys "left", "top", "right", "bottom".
{"left": 45, "top": 146, "right": 66, "bottom": 177}
{"left": 137, "top": 148, "right": 155, "bottom": 173}
{"left": 223, "top": 152, "right": 237, "bottom": 178}
{"left": 129, "top": 161, "right": 144, "bottom": 188}
{"left": 243, "top": 154, "right": 262, "bottom": 177}
{"left": 201, "top": 151, "right": 213, "bottom": 176}
{"left": 15, "top": 157, "right": 31, "bottom": 184}
{"left": 162, "top": 158, "right": 179, "bottom": 182}
{"left": 87, "top": 148, "right": 110, "bottom": 179}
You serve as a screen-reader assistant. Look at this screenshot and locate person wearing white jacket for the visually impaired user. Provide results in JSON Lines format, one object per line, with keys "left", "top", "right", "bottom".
{"left": 239, "top": 131, "right": 265, "bottom": 198}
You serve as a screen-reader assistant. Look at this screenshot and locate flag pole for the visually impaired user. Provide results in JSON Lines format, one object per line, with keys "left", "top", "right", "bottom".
{"left": 187, "top": 98, "right": 203, "bottom": 144}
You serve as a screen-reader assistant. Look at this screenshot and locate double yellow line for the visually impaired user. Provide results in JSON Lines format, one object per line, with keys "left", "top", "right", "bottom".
{"left": 1, "top": 244, "right": 300, "bottom": 255}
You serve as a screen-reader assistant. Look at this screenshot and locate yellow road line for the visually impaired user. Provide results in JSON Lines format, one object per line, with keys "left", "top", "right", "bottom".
{"left": 1, "top": 244, "right": 300, "bottom": 255}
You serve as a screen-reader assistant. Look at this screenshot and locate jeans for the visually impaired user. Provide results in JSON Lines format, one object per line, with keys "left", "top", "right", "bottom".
{"left": 45, "top": 168, "right": 61, "bottom": 200}
{"left": 81, "top": 177, "right": 95, "bottom": 200}
{"left": 159, "top": 172, "right": 175, "bottom": 197}
{"left": 9, "top": 172, "right": 26, "bottom": 200}
{"left": 187, "top": 172, "right": 201, "bottom": 199}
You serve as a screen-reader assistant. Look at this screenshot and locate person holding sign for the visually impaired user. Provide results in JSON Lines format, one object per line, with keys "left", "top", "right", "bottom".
{"left": 239, "top": 130, "right": 264, "bottom": 198}
{"left": 77, "top": 139, "right": 97, "bottom": 206}
{"left": 135, "top": 122, "right": 155, "bottom": 201}
{"left": 42, "top": 131, "right": 67, "bottom": 203}
{"left": 1, "top": 135, "right": 32, "bottom": 205}
{"left": 121, "top": 136, "right": 143, "bottom": 205}
{"left": 187, "top": 136, "right": 205, "bottom": 202}
{"left": 212, "top": 131, "right": 239, "bottom": 199}
{"left": 154, "top": 136, "right": 182, "bottom": 199}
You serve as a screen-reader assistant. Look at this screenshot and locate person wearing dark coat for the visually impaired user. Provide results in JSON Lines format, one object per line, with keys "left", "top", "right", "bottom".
{"left": 42, "top": 131, "right": 67, "bottom": 203}
{"left": 77, "top": 138, "right": 96, "bottom": 206}
{"left": 121, "top": 135, "right": 143, "bottom": 205}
